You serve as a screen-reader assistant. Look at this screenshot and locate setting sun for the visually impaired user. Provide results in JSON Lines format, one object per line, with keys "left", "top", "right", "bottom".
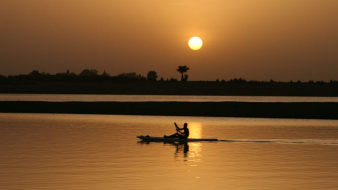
{"left": 188, "top": 37, "right": 203, "bottom": 50}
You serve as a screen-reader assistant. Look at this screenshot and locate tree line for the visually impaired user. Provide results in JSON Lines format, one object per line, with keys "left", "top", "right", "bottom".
{"left": 0, "top": 66, "right": 190, "bottom": 83}
{"left": 1, "top": 66, "right": 338, "bottom": 84}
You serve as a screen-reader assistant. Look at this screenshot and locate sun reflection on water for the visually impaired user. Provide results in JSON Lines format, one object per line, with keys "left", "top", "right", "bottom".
{"left": 188, "top": 143, "right": 202, "bottom": 163}
{"left": 188, "top": 122, "right": 202, "bottom": 139}
{"left": 186, "top": 123, "right": 203, "bottom": 163}
{"left": 172, "top": 121, "right": 203, "bottom": 163}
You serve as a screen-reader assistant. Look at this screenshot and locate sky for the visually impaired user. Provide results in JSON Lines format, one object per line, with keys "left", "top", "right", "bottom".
{"left": 1, "top": 0, "right": 338, "bottom": 81}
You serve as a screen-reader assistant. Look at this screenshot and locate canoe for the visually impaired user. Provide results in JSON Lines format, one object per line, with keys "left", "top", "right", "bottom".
{"left": 137, "top": 136, "right": 218, "bottom": 142}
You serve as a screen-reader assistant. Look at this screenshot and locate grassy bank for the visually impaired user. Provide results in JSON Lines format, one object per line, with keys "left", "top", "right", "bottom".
{"left": 1, "top": 101, "right": 338, "bottom": 119}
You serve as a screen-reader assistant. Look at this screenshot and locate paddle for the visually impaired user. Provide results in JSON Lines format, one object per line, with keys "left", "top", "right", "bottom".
{"left": 174, "top": 122, "right": 179, "bottom": 134}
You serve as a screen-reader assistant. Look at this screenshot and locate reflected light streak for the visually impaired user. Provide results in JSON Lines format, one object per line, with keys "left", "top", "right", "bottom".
{"left": 173, "top": 122, "right": 203, "bottom": 162}
{"left": 187, "top": 123, "right": 203, "bottom": 163}
{"left": 188, "top": 122, "right": 202, "bottom": 139}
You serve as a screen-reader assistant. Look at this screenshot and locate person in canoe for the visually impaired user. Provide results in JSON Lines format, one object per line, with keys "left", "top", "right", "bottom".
{"left": 164, "top": 122, "right": 190, "bottom": 139}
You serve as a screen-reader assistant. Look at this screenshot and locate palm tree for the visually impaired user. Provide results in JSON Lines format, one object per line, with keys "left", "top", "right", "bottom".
{"left": 176, "top": 66, "right": 189, "bottom": 81}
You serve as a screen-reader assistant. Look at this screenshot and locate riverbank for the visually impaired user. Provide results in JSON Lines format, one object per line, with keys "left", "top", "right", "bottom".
{"left": 2, "top": 81, "right": 338, "bottom": 96}
{"left": 1, "top": 101, "right": 337, "bottom": 119}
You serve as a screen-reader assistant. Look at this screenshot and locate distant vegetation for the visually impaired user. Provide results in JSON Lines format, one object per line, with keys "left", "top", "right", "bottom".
{"left": 2, "top": 68, "right": 338, "bottom": 96}
{"left": 0, "top": 69, "right": 147, "bottom": 83}
{"left": 1, "top": 67, "right": 338, "bottom": 84}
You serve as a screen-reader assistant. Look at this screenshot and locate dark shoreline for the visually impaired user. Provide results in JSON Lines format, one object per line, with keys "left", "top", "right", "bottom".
{"left": 1, "top": 101, "right": 338, "bottom": 120}
{"left": 2, "top": 81, "right": 338, "bottom": 96}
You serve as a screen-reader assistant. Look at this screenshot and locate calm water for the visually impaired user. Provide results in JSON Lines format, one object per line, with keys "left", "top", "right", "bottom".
{"left": 1, "top": 93, "right": 338, "bottom": 102}
{"left": 1, "top": 113, "right": 338, "bottom": 190}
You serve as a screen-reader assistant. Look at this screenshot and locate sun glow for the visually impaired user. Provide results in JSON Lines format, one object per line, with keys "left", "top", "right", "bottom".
{"left": 188, "top": 37, "right": 203, "bottom": 50}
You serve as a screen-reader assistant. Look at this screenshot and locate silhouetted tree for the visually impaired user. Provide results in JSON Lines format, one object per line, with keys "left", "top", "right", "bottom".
{"left": 69, "top": 72, "right": 77, "bottom": 77}
{"left": 117, "top": 72, "right": 146, "bottom": 81}
{"left": 118, "top": 72, "right": 140, "bottom": 78}
{"left": 170, "top": 78, "right": 177, "bottom": 82}
{"left": 176, "top": 66, "right": 189, "bottom": 81}
{"left": 239, "top": 78, "right": 246, "bottom": 83}
{"left": 102, "top": 70, "right": 109, "bottom": 77}
{"left": 147, "top": 71, "right": 158, "bottom": 81}
{"left": 79, "top": 69, "right": 98, "bottom": 76}
{"left": 29, "top": 70, "right": 40, "bottom": 76}
{"left": 183, "top": 75, "right": 188, "bottom": 81}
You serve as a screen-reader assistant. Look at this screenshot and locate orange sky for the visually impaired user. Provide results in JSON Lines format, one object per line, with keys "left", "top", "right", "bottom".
{"left": 1, "top": 0, "right": 338, "bottom": 81}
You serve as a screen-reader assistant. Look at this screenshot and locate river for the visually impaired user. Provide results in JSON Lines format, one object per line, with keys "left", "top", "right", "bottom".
{"left": 1, "top": 113, "right": 338, "bottom": 190}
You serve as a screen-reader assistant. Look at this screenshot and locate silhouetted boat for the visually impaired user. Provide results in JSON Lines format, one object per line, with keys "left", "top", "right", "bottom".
{"left": 137, "top": 136, "right": 218, "bottom": 142}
